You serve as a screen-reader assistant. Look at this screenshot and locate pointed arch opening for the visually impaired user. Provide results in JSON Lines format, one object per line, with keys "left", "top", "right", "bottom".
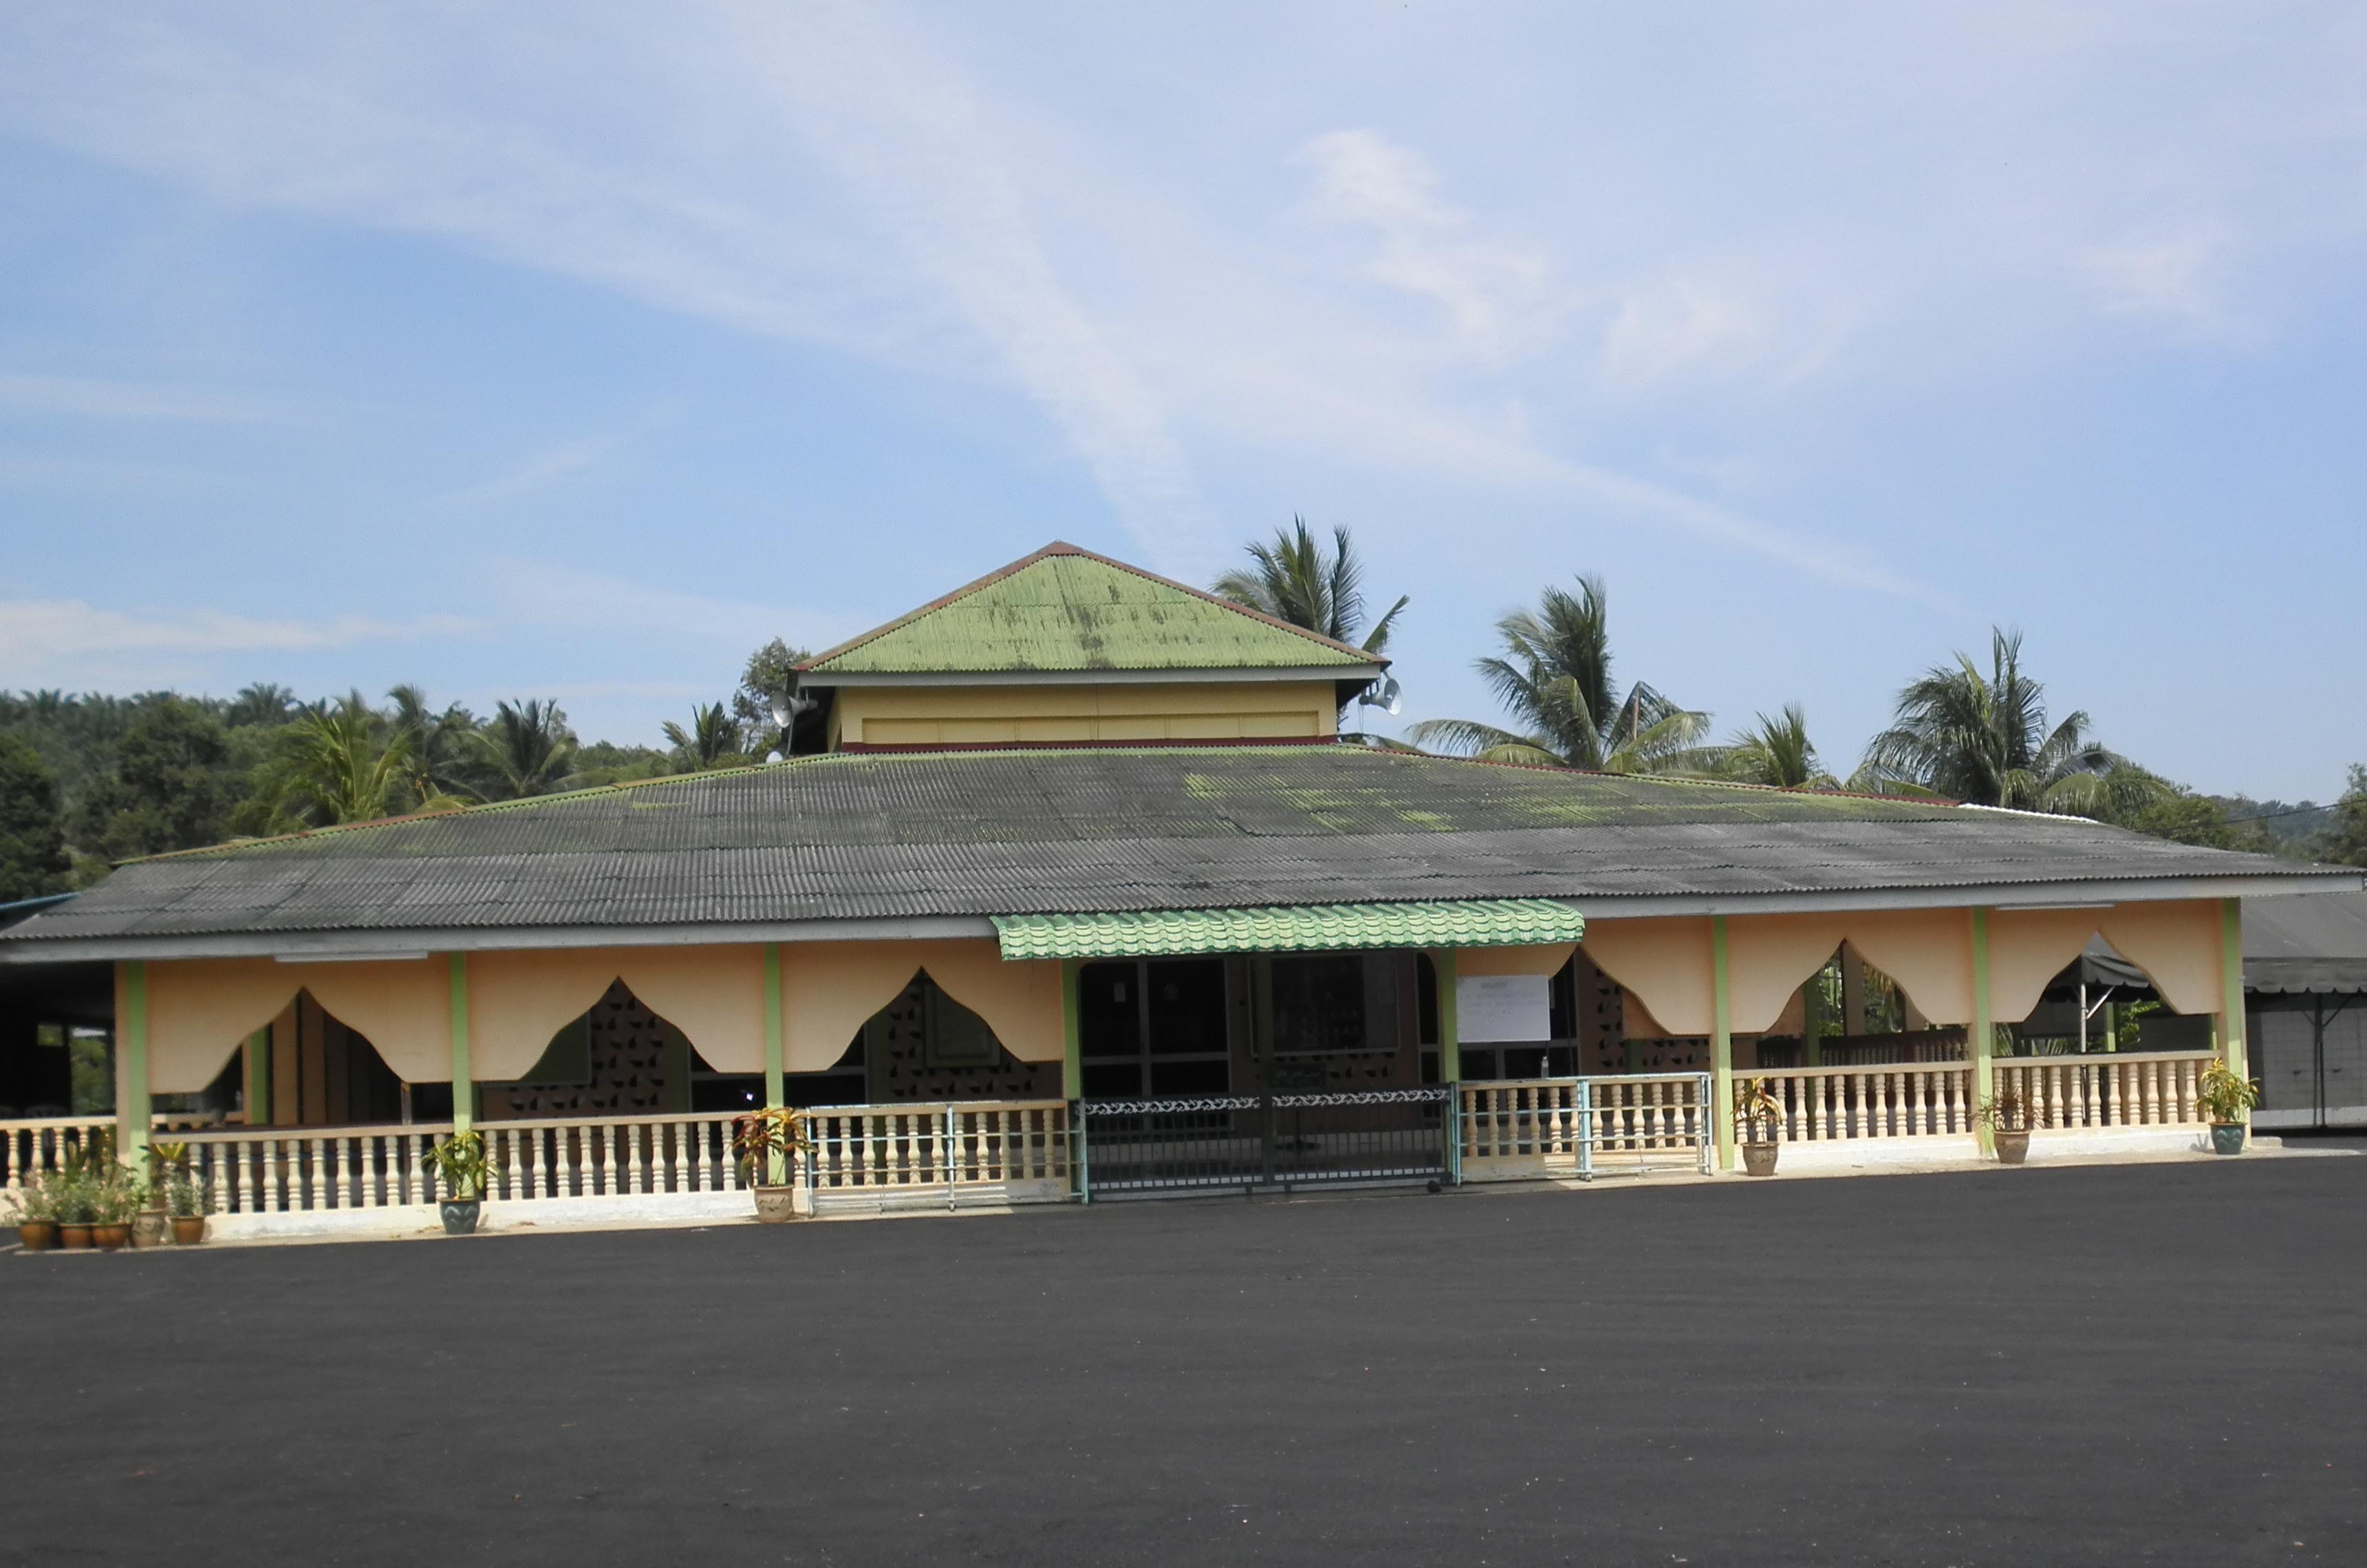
{"left": 476, "top": 979, "right": 738, "bottom": 1120}
{"left": 801, "top": 968, "right": 1062, "bottom": 1104}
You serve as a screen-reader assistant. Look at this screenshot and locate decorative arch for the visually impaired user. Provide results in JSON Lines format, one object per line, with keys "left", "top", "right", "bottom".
{"left": 129, "top": 956, "right": 451, "bottom": 1094}
{"left": 780, "top": 940, "right": 1062, "bottom": 1072}
{"left": 1581, "top": 919, "right": 1714, "bottom": 1036}
{"left": 1578, "top": 900, "right": 2231, "bottom": 1047}
{"left": 464, "top": 946, "right": 767, "bottom": 1080}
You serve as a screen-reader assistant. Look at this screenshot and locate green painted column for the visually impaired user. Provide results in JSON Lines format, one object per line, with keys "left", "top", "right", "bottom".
{"left": 2220, "top": 898, "right": 2248, "bottom": 1080}
{"left": 1434, "top": 950, "right": 1460, "bottom": 1082}
{"left": 1802, "top": 958, "right": 1828, "bottom": 1068}
{"left": 1971, "top": 907, "right": 1995, "bottom": 1155}
{"left": 447, "top": 952, "right": 473, "bottom": 1133}
{"left": 1710, "top": 917, "right": 1734, "bottom": 1173}
{"left": 118, "top": 960, "right": 151, "bottom": 1162}
{"left": 1061, "top": 959, "right": 1083, "bottom": 1100}
{"left": 763, "top": 942, "right": 786, "bottom": 1111}
{"left": 243, "top": 1025, "right": 270, "bottom": 1126}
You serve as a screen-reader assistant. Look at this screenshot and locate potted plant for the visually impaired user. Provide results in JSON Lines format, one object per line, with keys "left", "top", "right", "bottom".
{"left": 2194, "top": 1061, "right": 2258, "bottom": 1155}
{"left": 1733, "top": 1076, "right": 1783, "bottom": 1176}
{"left": 14, "top": 1170, "right": 61, "bottom": 1252}
{"left": 166, "top": 1161, "right": 213, "bottom": 1244}
{"left": 734, "top": 1108, "right": 812, "bottom": 1222}
{"left": 55, "top": 1169, "right": 98, "bottom": 1250}
{"left": 133, "top": 1142, "right": 182, "bottom": 1248}
{"left": 1976, "top": 1086, "right": 2033, "bottom": 1165}
{"left": 422, "top": 1129, "right": 489, "bottom": 1235}
{"left": 91, "top": 1165, "right": 140, "bottom": 1250}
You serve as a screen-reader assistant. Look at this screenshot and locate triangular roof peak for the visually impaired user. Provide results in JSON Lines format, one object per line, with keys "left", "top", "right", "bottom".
{"left": 797, "top": 541, "right": 1386, "bottom": 682}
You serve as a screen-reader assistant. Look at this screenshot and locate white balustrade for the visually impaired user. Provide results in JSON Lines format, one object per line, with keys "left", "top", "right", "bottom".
{"left": 1993, "top": 1052, "right": 2209, "bottom": 1130}
{"left": 1759, "top": 1062, "right": 1973, "bottom": 1142}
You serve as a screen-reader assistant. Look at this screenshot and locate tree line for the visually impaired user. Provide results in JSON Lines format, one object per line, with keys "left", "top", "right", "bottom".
{"left": 1209, "top": 519, "right": 2367, "bottom": 860}
{"left": 0, "top": 639, "right": 806, "bottom": 898}
{"left": 2, "top": 524, "right": 2362, "bottom": 903}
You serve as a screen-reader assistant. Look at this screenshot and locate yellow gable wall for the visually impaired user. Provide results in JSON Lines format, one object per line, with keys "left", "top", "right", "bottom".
{"left": 832, "top": 680, "right": 1339, "bottom": 748}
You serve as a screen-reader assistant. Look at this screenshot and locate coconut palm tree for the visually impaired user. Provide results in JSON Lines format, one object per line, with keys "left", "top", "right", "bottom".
{"left": 224, "top": 682, "right": 299, "bottom": 730}
{"left": 1714, "top": 703, "right": 1838, "bottom": 789}
{"left": 1212, "top": 518, "right": 1407, "bottom": 655}
{"left": 1857, "top": 629, "right": 2166, "bottom": 815}
{"left": 268, "top": 697, "right": 414, "bottom": 826}
{"left": 1406, "top": 574, "right": 1709, "bottom": 772}
{"left": 663, "top": 702, "right": 746, "bottom": 771}
{"left": 473, "top": 699, "right": 578, "bottom": 801}
{"left": 387, "top": 685, "right": 480, "bottom": 808}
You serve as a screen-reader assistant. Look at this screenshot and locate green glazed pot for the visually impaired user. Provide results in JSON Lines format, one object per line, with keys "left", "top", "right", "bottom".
{"left": 439, "top": 1199, "right": 482, "bottom": 1236}
{"left": 2209, "top": 1123, "right": 2246, "bottom": 1156}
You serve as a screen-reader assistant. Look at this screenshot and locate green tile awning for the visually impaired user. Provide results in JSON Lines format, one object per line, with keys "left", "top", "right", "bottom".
{"left": 992, "top": 900, "right": 1586, "bottom": 961}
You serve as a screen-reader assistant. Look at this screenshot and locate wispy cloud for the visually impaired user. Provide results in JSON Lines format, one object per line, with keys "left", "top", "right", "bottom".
{"left": 0, "top": 599, "right": 473, "bottom": 663}
{"left": 0, "top": 3, "right": 1921, "bottom": 597}
{"left": 435, "top": 409, "right": 673, "bottom": 506}
{"left": 2078, "top": 229, "right": 2235, "bottom": 331}
{"left": 489, "top": 560, "right": 868, "bottom": 654}
{"left": 0, "top": 371, "right": 294, "bottom": 422}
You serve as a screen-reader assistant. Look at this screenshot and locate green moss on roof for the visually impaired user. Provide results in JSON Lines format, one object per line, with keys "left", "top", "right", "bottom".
{"left": 799, "top": 543, "right": 1377, "bottom": 675}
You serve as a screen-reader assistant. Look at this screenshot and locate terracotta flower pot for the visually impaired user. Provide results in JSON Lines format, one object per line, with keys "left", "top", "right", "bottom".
{"left": 94, "top": 1222, "right": 131, "bottom": 1250}
{"left": 17, "top": 1220, "right": 58, "bottom": 1252}
{"left": 1993, "top": 1129, "right": 2031, "bottom": 1166}
{"left": 132, "top": 1208, "right": 170, "bottom": 1248}
{"left": 1740, "top": 1140, "right": 1780, "bottom": 1177}
{"left": 59, "top": 1222, "right": 93, "bottom": 1251}
{"left": 171, "top": 1217, "right": 206, "bottom": 1245}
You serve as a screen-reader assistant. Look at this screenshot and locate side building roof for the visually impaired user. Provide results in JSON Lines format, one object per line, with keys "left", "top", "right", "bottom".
{"left": 796, "top": 542, "right": 1383, "bottom": 682}
{"left": 4, "top": 746, "right": 2355, "bottom": 961}
{"left": 2245, "top": 890, "right": 2367, "bottom": 995}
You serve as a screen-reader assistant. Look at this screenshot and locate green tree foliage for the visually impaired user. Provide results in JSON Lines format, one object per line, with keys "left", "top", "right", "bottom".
{"left": 663, "top": 702, "right": 748, "bottom": 771}
{"left": 2322, "top": 765, "right": 2367, "bottom": 867}
{"left": 1406, "top": 574, "right": 1708, "bottom": 772}
{"left": 471, "top": 699, "right": 578, "bottom": 801}
{"left": 2095, "top": 786, "right": 2278, "bottom": 852}
{"left": 1711, "top": 703, "right": 1837, "bottom": 789}
{"left": 1857, "top": 629, "right": 2166, "bottom": 816}
{"left": 223, "top": 683, "right": 299, "bottom": 730}
{"left": 0, "top": 734, "right": 71, "bottom": 902}
{"left": 252, "top": 696, "right": 417, "bottom": 827}
{"left": 386, "top": 685, "right": 482, "bottom": 809}
{"left": 1211, "top": 517, "right": 1407, "bottom": 655}
{"left": 731, "top": 639, "right": 814, "bottom": 759}
{"left": 69, "top": 697, "right": 244, "bottom": 861}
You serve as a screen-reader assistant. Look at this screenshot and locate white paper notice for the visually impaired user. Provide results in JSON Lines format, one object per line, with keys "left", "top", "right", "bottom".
{"left": 1456, "top": 974, "right": 1551, "bottom": 1043}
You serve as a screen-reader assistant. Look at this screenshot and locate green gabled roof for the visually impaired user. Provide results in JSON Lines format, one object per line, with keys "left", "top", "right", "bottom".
{"left": 797, "top": 542, "right": 1381, "bottom": 677}
{"left": 992, "top": 900, "right": 1586, "bottom": 961}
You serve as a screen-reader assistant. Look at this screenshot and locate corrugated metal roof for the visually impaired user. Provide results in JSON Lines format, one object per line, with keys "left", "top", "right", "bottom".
{"left": 993, "top": 899, "right": 1587, "bottom": 959}
{"left": 0, "top": 746, "right": 2349, "bottom": 948}
{"left": 2245, "top": 891, "right": 2367, "bottom": 994}
{"left": 799, "top": 543, "right": 1374, "bottom": 675}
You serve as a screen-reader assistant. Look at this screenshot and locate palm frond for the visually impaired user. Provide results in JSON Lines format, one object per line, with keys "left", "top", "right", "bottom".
{"left": 1403, "top": 717, "right": 1537, "bottom": 756}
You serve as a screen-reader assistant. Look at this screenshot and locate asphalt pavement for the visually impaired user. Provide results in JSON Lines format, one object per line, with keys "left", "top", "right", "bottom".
{"left": 4, "top": 1157, "right": 2361, "bottom": 1565}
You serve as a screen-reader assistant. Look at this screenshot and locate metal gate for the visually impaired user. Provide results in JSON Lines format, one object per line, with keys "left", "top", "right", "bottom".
{"left": 1077, "top": 1086, "right": 1453, "bottom": 1199}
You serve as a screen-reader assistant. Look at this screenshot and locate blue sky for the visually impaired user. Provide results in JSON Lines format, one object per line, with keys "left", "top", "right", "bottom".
{"left": 3, "top": 3, "right": 2363, "bottom": 798}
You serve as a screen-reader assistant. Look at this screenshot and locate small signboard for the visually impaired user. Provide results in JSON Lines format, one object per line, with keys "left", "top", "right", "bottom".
{"left": 1456, "top": 974, "right": 1551, "bottom": 1043}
